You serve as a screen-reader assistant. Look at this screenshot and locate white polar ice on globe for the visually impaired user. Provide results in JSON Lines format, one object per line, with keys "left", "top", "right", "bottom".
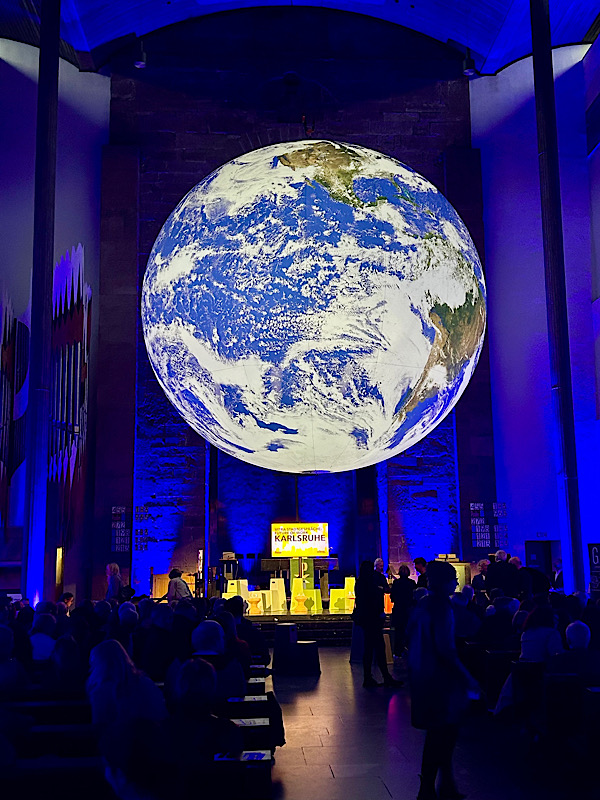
{"left": 142, "top": 140, "right": 486, "bottom": 473}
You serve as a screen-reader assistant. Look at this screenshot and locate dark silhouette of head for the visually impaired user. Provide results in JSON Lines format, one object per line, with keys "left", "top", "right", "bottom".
{"left": 223, "top": 595, "right": 244, "bottom": 620}
{"left": 425, "top": 560, "right": 457, "bottom": 595}
{"left": 359, "top": 560, "right": 374, "bottom": 580}
{"left": 173, "top": 657, "right": 217, "bottom": 714}
{"left": 414, "top": 557, "right": 427, "bottom": 575}
{"left": 523, "top": 606, "right": 556, "bottom": 631}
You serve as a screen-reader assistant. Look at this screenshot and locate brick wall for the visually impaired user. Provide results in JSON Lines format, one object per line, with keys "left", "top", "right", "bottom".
{"left": 102, "top": 7, "right": 489, "bottom": 583}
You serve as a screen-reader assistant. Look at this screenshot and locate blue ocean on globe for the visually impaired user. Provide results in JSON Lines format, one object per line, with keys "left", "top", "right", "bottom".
{"left": 142, "top": 140, "right": 486, "bottom": 473}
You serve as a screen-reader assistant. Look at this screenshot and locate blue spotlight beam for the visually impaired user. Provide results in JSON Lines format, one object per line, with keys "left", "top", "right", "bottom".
{"left": 530, "top": 0, "right": 585, "bottom": 591}
{"left": 21, "top": 0, "right": 61, "bottom": 602}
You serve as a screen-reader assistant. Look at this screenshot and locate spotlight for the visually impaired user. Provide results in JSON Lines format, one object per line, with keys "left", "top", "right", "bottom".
{"left": 134, "top": 39, "right": 146, "bottom": 69}
{"left": 462, "top": 51, "right": 477, "bottom": 78}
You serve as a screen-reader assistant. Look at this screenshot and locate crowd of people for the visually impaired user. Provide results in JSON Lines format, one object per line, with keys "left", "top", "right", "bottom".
{"left": 352, "top": 551, "right": 600, "bottom": 799}
{"left": 2, "top": 551, "right": 599, "bottom": 799}
{"left": 0, "top": 584, "right": 281, "bottom": 798}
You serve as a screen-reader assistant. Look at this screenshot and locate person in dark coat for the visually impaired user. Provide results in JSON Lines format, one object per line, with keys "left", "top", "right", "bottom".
{"left": 390, "top": 564, "right": 416, "bottom": 655}
{"left": 354, "top": 560, "right": 402, "bottom": 688}
{"left": 408, "top": 560, "right": 479, "bottom": 800}
{"left": 486, "top": 550, "right": 520, "bottom": 598}
{"left": 414, "top": 557, "right": 428, "bottom": 589}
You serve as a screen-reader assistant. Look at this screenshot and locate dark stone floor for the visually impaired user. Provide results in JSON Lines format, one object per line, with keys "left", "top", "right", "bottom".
{"left": 269, "top": 648, "right": 597, "bottom": 800}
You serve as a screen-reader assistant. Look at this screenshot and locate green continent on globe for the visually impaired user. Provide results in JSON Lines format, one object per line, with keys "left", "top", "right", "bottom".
{"left": 279, "top": 141, "right": 376, "bottom": 209}
{"left": 394, "top": 286, "right": 485, "bottom": 427}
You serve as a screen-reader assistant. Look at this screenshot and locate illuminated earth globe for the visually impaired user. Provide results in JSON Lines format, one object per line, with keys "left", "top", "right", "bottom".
{"left": 142, "top": 140, "right": 486, "bottom": 473}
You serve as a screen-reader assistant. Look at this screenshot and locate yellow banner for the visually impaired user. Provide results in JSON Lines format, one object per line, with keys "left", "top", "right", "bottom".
{"left": 271, "top": 522, "right": 329, "bottom": 557}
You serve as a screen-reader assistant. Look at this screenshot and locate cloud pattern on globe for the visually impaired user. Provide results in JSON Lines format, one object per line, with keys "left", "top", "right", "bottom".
{"left": 142, "top": 140, "right": 486, "bottom": 473}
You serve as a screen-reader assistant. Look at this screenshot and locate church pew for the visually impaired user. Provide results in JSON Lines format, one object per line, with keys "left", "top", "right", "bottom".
{"left": 2, "top": 699, "right": 92, "bottom": 725}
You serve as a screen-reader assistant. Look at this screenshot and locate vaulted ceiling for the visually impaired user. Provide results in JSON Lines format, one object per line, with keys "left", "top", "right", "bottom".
{"left": 1, "top": 0, "right": 598, "bottom": 75}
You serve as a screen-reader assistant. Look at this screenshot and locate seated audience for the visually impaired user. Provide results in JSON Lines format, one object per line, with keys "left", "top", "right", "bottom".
{"left": 169, "top": 657, "right": 243, "bottom": 758}
{"left": 10, "top": 607, "right": 33, "bottom": 667}
{"left": 43, "top": 634, "right": 86, "bottom": 695}
{"left": 116, "top": 602, "right": 139, "bottom": 657}
{"left": 223, "top": 595, "right": 270, "bottom": 665}
{"left": 450, "top": 592, "right": 481, "bottom": 639}
{"left": 87, "top": 639, "right": 167, "bottom": 728}
{"left": 215, "top": 610, "right": 252, "bottom": 677}
{"left": 0, "top": 625, "right": 28, "bottom": 698}
{"left": 520, "top": 607, "right": 564, "bottom": 662}
{"left": 191, "top": 620, "right": 246, "bottom": 702}
{"left": 29, "top": 613, "right": 57, "bottom": 662}
{"left": 547, "top": 621, "right": 600, "bottom": 686}
{"left": 171, "top": 600, "right": 197, "bottom": 663}
{"left": 55, "top": 602, "right": 71, "bottom": 637}
{"left": 583, "top": 599, "right": 600, "bottom": 650}
{"left": 501, "top": 609, "right": 529, "bottom": 652}
{"left": 477, "top": 600, "right": 515, "bottom": 649}
{"left": 413, "top": 587, "right": 428, "bottom": 604}
{"left": 138, "top": 603, "right": 176, "bottom": 681}
{"left": 102, "top": 659, "right": 243, "bottom": 800}
{"left": 34, "top": 600, "right": 57, "bottom": 617}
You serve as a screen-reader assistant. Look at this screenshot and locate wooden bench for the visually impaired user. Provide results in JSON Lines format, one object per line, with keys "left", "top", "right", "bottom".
{"left": 246, "top": 676, "right": 266, "bottom": 694}
{"left": 14, "top": 723, "right": 98, "bottom": 758}
{"left": 2, "top": 699, "right": 92, "bottom": 725}
{"left": 222, "top": 695, "right": 269, "bottom": 718}
{"left": 5, "top": 756, "right": 113, "bottom": 798}
{"left": 249, "top": 664, "right": 270, "bottom": 677}
{"left": 230, "top": 717, "right": 271, "bottom": 750}
{"left": 214, "top": 750, "right": 272, "bottom": 799}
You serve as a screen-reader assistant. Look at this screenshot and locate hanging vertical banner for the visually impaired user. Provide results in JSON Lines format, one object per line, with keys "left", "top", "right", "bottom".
{"left": 589, "top": 544, "right": 600, "bottom": 599}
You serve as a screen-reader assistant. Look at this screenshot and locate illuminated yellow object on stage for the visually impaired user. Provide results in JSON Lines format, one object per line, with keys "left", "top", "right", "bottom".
{"left": 270, "top": 578, "right": 288, "bottom": 613}
{"left": 248, "top": 593, "right": 262, "bottom": 615}
{"left": 227, "top": 579, "right": 249, "bottom": 599}
{"left": 271, "top": 522, "right": 329, "bottom": 557}
{"left": 303, "top": 589, "right": 323, "bottom": 614}
{"left": 329, "top": 588, "right": 347, "bottom": 613}
{"left": 290, "top": 577, "right": 306, "bottom": 614}
{"left": 330, "top": 577, "right": 357, "bottom": 614}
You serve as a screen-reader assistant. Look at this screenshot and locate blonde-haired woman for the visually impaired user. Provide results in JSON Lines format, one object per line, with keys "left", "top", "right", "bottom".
{"left": 106, "top": 563, "right": 124, "bottom": 602}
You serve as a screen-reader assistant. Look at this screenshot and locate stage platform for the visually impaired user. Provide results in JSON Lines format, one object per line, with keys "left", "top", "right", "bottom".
{"left": 251, "top": 612, "right": 354, "bottom": 647}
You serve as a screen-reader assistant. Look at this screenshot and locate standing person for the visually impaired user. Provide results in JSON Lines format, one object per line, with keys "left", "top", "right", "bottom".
{"left": 58, "top": 592, "right": 74, "bottom": 615}
{"left": 414, "top": 557, "right": 428, "bottom": 589}
{"left": 552, "top": 560, "right": 564, "bottom": 592}
{"left": 374, "top": 558, "right": 391, "bottom": 594}
{"left": 354, "top": 560, "right": 403, "bottom": 688}
{"left": 471, "top": 559, "right": 489, "bottom": 598}
{"left": 391, "top": 564, "right": 416, "bottom": 656}
{"left": 166, "top": 569, "right": 193, "bottom": 602}
{"left": 408, "top": 560, "right": 479, "bottom": 800}
{"left": 105, "top": 563, "right": 124, "bottom": 602}
{"left": 486, "top": 550, "right": 521, "bottom": 598}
